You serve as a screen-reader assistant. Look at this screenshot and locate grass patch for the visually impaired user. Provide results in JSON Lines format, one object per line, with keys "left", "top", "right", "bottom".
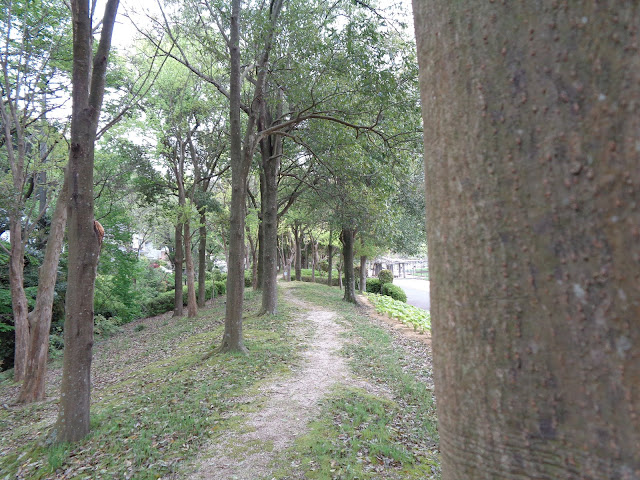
{"left": 273, "top": 282, "right": 440, "bottom": 479}
{"left": 0, "top": 291, "right": 301, "bottom": 480}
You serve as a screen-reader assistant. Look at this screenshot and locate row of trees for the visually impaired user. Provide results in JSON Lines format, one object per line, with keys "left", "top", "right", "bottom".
{"left": 1, "top": 0, "right": 424, "bottom": 442}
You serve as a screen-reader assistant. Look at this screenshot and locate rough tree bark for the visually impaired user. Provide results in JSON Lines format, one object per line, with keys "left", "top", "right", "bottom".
{"left": 17, "top": 175, "right": 68, "bottom": 403}
{"left": 51, "top": 0, "right": 119, "bottom": 443}
{"left": 340, "top": 227, "right": 358, "bottom": 304}
{"left": 413, "top": 1, "right": 640, "bottom": 478}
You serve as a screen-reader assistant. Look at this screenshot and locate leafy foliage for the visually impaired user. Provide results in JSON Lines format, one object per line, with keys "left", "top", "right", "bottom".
{"left": 381, "top": 283, "right": 407, "bottom": 303}
{"left": 365, "top": 293, "right": 431, "bottom": 334}
{"left": 365, "top": 278, "right": 382, "bottom": 294}
{"left": 378, "top": 269, "right": 393, "bottom": 285}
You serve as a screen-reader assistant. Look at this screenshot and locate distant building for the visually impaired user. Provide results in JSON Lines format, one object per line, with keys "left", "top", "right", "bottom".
{"left": 132, "top": 234, "right": 169, "bottom": 261}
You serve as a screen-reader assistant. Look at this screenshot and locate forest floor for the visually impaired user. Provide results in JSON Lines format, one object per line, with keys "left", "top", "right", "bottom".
{"left": 0, "top": 281, "right": 439, "bottom": 480}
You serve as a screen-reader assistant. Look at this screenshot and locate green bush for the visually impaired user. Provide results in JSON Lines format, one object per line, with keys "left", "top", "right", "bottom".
{"left": 94, "top": 314, "right": 123, "bottom": 337}
{"left": 212, "top": 268, "right": 226, "bottom": 282}
{"left": 381, "top": 283, "right": 407, "bottom": 302}
{"left": 378, "top": 269, "right": 393, "bottom": 284}
{"left": 204, "top": 280, "right": 227, "bottom": 299}
{"left": 244, "top": 271, "right": 253, "bottom": 287}
{"left": 143, "top": 291, "right": 176, "bottom": 317}
{"left": 366, "top": 278, "right": 382, "bottom": 294}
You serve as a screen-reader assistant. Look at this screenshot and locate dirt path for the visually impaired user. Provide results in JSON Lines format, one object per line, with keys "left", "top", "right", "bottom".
{"left": 185, "top": 284, "right": 354, "bottom": 480}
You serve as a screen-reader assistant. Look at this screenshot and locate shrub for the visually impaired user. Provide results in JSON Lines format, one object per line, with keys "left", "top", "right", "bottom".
{"left": 205, "top": 280, "right": 227, "bottom": 299}
{"left": 143, "top": 290, "right": 176, "bottom": 317}
{"left": 366, "top": 278, "right": 382, "bottom": 294}
{"left": 381, "top": 283, "right": 407, "bottom": 302}
{"left": 244, "top": 271, "right": 253, "bottom": 287}
{"left": 378, "top": 269, "right": 393, "bottom": 284}
{"left": 212, "top": 268, "right": 227, "bottom": 282}
{"left": 215, "top": 281, "right": 227, "bottom": 296}
{"left": 94, "top": 314, "right": 122, "bottom": 337}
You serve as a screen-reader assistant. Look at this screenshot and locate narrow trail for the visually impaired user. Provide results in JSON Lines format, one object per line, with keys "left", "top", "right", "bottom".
{"left": 185, "top": 284, "right": 354, "bottom": 480}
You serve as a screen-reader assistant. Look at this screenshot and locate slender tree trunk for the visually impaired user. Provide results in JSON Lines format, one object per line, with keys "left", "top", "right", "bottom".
{"left": 173, "top": 223, "right": 184, "bottom": 317}
{"left": 9, "top": 217, "right": 28, "bottom": 382}
{"left": 259, "top": 131, "right": 280, "bottom": 314}
{"left": 52, "top": 0, "right": 119, "bottom": 443}
{"left": 197, "top": 209, "right": 207, "bottom": 308}
{"left": 247, "top": 231, "right": 258, "bottom": 289}
{"left": 18, "top": 175, "right": 68, "bottom": 403}
{"left": 220, "top": 0, "right": 248, "bottom": 353}
{"left": 293, "top": 225, "right": 302, "bottom": 281}
{"left": 413, "top": 2, "right": 640, "bottom": 479}
{"left": 327, "top": 233, "right": 333, "bottom": 287}
{"left": 340, "top": 227, "right": 358, "bottom": 304}
{"left": 359, "top": 255, "right": 366, "bottom": 294}
{"left": 183, "top": 222, "right": 197, "bottom": 318}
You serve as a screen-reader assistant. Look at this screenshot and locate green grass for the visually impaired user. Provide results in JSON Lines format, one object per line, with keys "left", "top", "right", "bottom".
{"left": 365, "top": 293, "right": 431, "bottom": 333}
{"left": 0, "top": 291, "right": 301, "bottom": 480}
{"left": 271, "top": 282, "right": 440, "bottom": 479}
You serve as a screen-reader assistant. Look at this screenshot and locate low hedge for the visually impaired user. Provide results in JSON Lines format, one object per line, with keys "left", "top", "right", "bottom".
{"left": 381, "top": 283, "right": 407, "bottom": 302}
{"left": 366, "top": 278, "right": 382, "bottom": 294}
{"left": 144, "top": 280, "right": 227, "bottom": 317}
{"left": 143, "top": 290, "right": 176, "bottom": 317}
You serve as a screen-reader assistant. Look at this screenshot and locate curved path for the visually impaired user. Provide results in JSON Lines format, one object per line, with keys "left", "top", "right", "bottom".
{"left": 186, "top": 284, "right": 353, "bottom": 480}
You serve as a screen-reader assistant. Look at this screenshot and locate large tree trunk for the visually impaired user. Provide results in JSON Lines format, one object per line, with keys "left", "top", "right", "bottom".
{"left": 173, "top": 223, "right": 184, "bottom": 317}
{"left": 197, "top": 208, "right": 207, "bottom": 308}
{"left": 340, "top": 227, "right": 358, "bottom": 304}
{"left": 18, "top": 175, "right": 68, "bottom": 403}
{"left": 52, "top": 0, "right": 119, "bottom": 443}
{"left": 413, "top": 2, "right": 640, "bottom": 479}
{"left": 183, "top": 222, "right": 197, "bottom": 318}
{"left": 9, "top": 216, "right": 28, "bottom": 382}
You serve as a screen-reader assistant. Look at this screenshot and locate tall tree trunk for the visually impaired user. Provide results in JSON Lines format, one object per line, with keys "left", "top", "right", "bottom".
{"left": 219, "top": 0, "right": 249, "bottom": 353}
{"left": 293, "top": 224, "right": 302, "bottom": 281}
{"left": 197, "top": 208, "right": 207, "bottom": 308}
{"left": 327, "top": 231, "right": 333, "bottom": 287}
{"left": 173, "top": 223, "right": 184, "bottom": 317}
{"left": 51, "top": 0, "right": 119, "bottom": 444}
{"left": 18, "top": 175, "right": 68, "bottom": 403}
{"left": 413, "top": 2, "right": 640, "bottom": 479}
{"left": 359, "top": 255, "right": 366, "bottom": 294}
{"left": 259, "top": 129, "right": 280, "bottom": 314}
{"left": 340, "top": 228, "right": 358, "bottom": 304}
{"left": 183, "top": 222, "right": 197, "bottom": 318}
{"left": 9, "top": 216, "right": 28, "bottom": 382}
{"left": 310, "top": 235, "right": 318, "bottom": 283}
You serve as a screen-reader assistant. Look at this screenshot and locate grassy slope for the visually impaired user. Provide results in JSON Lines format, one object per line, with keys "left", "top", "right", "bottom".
{"left": 0, "top": 283, "right": 439, "bottom": 479}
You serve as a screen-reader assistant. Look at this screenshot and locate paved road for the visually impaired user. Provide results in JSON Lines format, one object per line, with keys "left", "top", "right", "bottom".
{"left": 393, "top": 278, "right": 430, "bottom": 311}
